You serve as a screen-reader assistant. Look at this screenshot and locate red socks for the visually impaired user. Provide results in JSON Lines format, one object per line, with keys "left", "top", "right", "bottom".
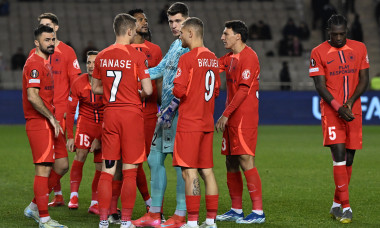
{"left": 205, "top": 195, "right": 218, "bottom": 220}
{"left": 34, "top": 176, "right": 49, "bottom": 218}
{"left": 333, "top": 165, "right": 353, "bottom": 204}
{"left": 244, "top": 168, "right": 263, "bottom": 211}
{"left": 121, "top": 169, "right": 138, "bottom": 221}
{"left": 186, "top": 195, "right": 201, "bottom": 222}
{"left": 227, "top": 172, "right": 243, "bottom": 209}
{"left": 333, "top": 165, "right": 350, "bottom": 208}
{"left": 110, "top": 180, "right": 122, "bottom": 215}
{"left": 48, "top": 169, "right": 62, "bottom": 194}
{"left": 92, "top": 170, "right": 101, "bottom": 201}
{"left": 137, "top": 163, "right": 150, "bottom": 201}
{"left": 98, "top": 172, "right": 114, "bottom": 220}
{"left": 70, "top": 160, "right": 84, "bottom": 193}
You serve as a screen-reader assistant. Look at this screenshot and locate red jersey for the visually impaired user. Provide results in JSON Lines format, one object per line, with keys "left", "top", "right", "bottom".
{"left": 130, "top": 40, "right": 163, "bottom": 118}
{"left": 173, "top": 47, "right": 220, "bottom": 132}
{"left": 22, "top": 53, "right": 54, "bottom": 121}
{"left": 29, "top": 41, "right": 81, "bottom": 110}
{"left": 66, "top": 73, "right": 105, "bottom": 138}
{"left": 92, "top": 43, "right": 150, "bottom": 112}
{"left": 219, "top": 46, "right": 260, "bottom": 128}
{"left": 309, "top": 39, "right": 369, "bottom": 115}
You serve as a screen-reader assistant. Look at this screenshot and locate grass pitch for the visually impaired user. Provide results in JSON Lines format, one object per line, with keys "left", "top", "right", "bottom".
{"left": 0, "top": 125, "right": 379, "bottom": 227}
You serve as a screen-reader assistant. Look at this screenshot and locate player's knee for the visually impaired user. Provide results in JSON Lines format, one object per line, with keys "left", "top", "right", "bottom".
{"left": 75, "top": 149, "right": 89, "bottom": 162}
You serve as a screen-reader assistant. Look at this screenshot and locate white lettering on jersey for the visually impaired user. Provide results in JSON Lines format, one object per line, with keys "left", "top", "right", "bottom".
{"left": 198, "top": 58, "right": 218, "bottom": 68}
{"left": 29, "top": 79, "right": 40, "bottom": 83}
{"left": 309, "top": 67, "right": 319, "bottom": 73}
{"left": 100, "top": 59, "right": 132, "bottom": 69}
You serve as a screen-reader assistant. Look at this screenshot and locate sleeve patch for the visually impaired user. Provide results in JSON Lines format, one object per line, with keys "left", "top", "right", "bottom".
{"left": 68, "top": 96, "right": 72, "bottom": 101}
{"left": 176, "top": 68, "right": 182, "bottom": 78}
{"left": 29, "top": 79, "right": 40, "bottom": 83}
{"left": 30, "top": 69, "right": 39, "bottom": 78}
{"left": 242, "top": 69, "right": 251, "bottom": 80}
{"left": 366, "top": 54, "right": 369, "bottom": 63}
{"left": 73, "top": 59, "right": 80, "bottom": 69}
{"left": 309, "top": 67, "right": 319, "bottom": 73}
{"left": 310, "top": 58, "right": 316, "bottom": 67}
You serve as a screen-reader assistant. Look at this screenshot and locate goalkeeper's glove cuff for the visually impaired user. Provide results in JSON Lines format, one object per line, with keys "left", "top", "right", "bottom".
{"left": 168, "top": 97, "right": 180, "bottom": 111}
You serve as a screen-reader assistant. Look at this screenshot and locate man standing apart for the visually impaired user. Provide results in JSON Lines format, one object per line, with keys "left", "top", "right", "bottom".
{"left": 172, "top": 17, "right": 220, "bottom": 228}
{"left": 22, "top": 25, "right": 66, "bottom": 228}
{"left": 92, "top": 13, "right": 152, "bottom": 228}
{"left": 66, "top": 51, "right": 104, "bottom": 213}
{"left": 309, "top": 14, "right": 369, "bottom": 224}
{"left": 31, "top": 13, "right": 82, "bottom": 206}
{"left": 133, "top": 2, "right": 189, "bottom": 228}
{"left": 129, "top": 8, "right": 163, "bottom": 210}
{"left": 215, "top": 20, "right": 265, "bottom": 224}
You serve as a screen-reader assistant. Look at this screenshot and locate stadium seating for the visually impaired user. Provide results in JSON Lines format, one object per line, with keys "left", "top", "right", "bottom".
{"left": 1, "top": 0, "right": 379, "bottom": 90}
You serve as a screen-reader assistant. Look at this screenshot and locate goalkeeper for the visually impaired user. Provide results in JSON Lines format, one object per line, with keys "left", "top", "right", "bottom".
{"left": 132, "top": 2, "right": 190, "bottom": 228}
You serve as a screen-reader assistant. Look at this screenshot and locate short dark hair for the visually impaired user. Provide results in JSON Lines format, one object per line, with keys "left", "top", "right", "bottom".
{"left": 38, "top": 13, "right": 59, "bottom": 25}
{"left": 183, "top": 17, "right": 203, "bottom": 38}
{"left": 225, "top": 20, "right": 248, "bottom": 43}
{"left": 113, "top": 13, "right": 136, "bottom": 36}
{"left": 87, "top": 50, "right": 99, "bottom": 56}
{"left": 167, "top": 2, "right": 189, "bottom": 17}
{"left": 327, "top": 14, "right": 347, "bottom": 30}
{"left": 34, "top": 24, "right": 54, "bottom": 40}
{"left": 128, "top": 8, "right": 144, "bottom": 17}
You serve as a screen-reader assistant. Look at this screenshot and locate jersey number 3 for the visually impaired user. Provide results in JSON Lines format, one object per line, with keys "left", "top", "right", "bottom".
{"left": 205, "top": 70, "right": 215, "bottom": 102}
{"left": 107, "top": 70, "right": 122, "bottom": 102}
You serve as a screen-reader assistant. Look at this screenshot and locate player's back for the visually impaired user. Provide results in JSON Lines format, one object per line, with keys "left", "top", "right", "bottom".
{"left": 93, "top": 44, "right": 149, "bottom": 112}
{"left": 174, "top": 47, "right": 220, "bottom": 132}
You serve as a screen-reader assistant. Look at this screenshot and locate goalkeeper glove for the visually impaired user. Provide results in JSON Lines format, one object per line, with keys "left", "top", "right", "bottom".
{"left": 157, "top": 97, "right": 180, "bottom": 129}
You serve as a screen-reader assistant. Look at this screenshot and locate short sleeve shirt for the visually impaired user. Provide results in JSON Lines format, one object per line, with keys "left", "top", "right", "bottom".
{"left": 174, "top": 47, "right": 220, "bottom": 132}
{"left": 309, "top": 39, "right": 369, "bottom": 115}
{"left": 92, "top": 44, "right": 150, "bottom": 112}
{"left": 22, "top": 53, "right": 54, "bottom": 120}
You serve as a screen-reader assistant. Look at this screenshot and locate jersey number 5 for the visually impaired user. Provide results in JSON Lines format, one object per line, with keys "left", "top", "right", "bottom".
{"left": 205, "top": 70, "right": 215, "bottom": 102}
{"left": 107, "top": 70, "right": 122, "bottom": 102}
{"left": 328, "top": 126, "right": 336, "bottom": 140}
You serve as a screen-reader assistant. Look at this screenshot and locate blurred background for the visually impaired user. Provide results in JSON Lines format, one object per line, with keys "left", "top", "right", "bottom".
{"left": 0, "top": 0, "right": 379, "bottom": 125}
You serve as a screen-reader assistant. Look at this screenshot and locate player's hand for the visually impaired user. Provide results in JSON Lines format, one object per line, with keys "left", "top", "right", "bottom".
{"left": 215, "top": 115, "right": 228, "bottom": 133}
{"left": 49, "top": 117, "right": 64, "bottom": 138}
{"left": 66, "top": 138, "right": 75, "bottom": 152}
{"left": 344, "top": 100, "right": 353, "bottom": 110}
{"left": 157, "top": 106, "right": 175, "bottom": 129}
{"left": 338, "top": 106, "right": 355, "bottom": 122}
{"left": 90, "top": 138, "right": 101, "bottom": 153}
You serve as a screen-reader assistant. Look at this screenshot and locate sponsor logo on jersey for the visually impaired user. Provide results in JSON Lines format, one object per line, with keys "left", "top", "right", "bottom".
{"left": 242, "top": 69, "right": 251, "bottom": 80}
{"left": 30, "top": 69, "right": 39, "bottom": 78}
{"left": 175, "top": 68, "right": 181, "bottom": 78}
{"left": 310, "top": 58, "right": 316, "bottom": 67}
{"left": 309, "top": 67, "right": 319, "bottom": 73}
{"left": 327, "top": 60, "right": 334, "bottom": 64}
{"left": 73, "top": 59, "right": 80, "bottom": 69}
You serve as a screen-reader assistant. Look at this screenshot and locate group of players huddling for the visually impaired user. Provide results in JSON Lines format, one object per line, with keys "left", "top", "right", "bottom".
{"left": 21, "top": 1, "right": 369, "bottom": 228}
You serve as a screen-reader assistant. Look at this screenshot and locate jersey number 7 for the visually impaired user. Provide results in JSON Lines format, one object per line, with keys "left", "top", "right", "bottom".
{"left": 107, "top": 70, "right": 122, "bottom": 102}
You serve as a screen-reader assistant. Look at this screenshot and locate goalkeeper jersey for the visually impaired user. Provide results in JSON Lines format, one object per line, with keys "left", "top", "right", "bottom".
{"left": 148, "top": 39, "right": 189, "bottom": 110}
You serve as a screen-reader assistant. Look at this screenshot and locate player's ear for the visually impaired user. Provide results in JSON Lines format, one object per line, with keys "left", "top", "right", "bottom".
{"left": 54, "top": 24, "right": 59, "bottom": 32}
{"left": 34, "top": 39, "right": 39, "bottom": 48}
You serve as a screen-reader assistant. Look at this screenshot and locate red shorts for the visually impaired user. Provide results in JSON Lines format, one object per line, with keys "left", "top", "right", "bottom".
{"left": 221, "top": 126, "right": 257, "bottom": 156}
{"left": 26, "top": 119, "right": 55, "bottom": 164}
{"left": 102, "top": 109, "right": 146, "bottom": 164}
{"left": 75, "top": 116, "right": 102, "bottom": 163}
{"left": 54, "top": 111, "right": 68, "bottom": 159}
{"left": 321, "top": 113, "right": 362, "bottom": 149}
{"left": 144, "top": 116, "right": 157, "bottom": 156}
{"left": 173, "top": 131, "right": 214, "bottom": 168}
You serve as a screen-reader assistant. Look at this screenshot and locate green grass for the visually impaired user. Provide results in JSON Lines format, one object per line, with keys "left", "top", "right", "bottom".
{"left": 0, "top": 125, "right": 379, "bottom": 227}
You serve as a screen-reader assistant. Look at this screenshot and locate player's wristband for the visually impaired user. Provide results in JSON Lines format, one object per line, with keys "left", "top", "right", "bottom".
{"left": 330, "top": 99, "right": 342, "bottom": 112}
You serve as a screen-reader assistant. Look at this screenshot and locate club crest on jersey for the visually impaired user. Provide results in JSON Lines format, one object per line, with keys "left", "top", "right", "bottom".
{"left": 54, "top": 56, "right": 61, "bottom": 64}
{"left": 347, "top": 52, "right": 355, "bottom": 62}
{"left": 30, "top": 69, "right": 39, "bottom": 78}
{"left": 310, "top": 58, "right": 316, "bottom": 67}
{"left": 176, "top": 68, "right": 181, "bottom": 78}
{"left": 242, "top": 69, "right": 251, "bottom": 80}
{"left": 73, "top": 59, "right": 80, "bottom": 69}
